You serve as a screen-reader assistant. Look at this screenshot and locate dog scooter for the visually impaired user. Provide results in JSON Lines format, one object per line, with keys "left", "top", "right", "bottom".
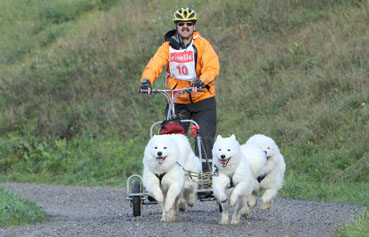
{"left": 126, "top": 87, "right": 216, "bottom": 217}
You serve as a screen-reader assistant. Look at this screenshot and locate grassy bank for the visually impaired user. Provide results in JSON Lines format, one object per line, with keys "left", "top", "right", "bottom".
{"left": 0, "top": 187, "right": 47, "bottom": 226}
{"left": 336, "top": 210, "right": 369, "bottom": 237}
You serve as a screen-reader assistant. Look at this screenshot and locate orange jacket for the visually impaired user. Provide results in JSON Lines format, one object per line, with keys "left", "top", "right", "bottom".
{"left": 141, "top": 31, "right": 220, "bottom": 104}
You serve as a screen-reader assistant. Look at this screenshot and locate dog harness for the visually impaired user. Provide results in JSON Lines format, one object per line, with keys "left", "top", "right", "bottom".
{"left": 154, "top": 162, "right": 186, "bottom": 185}
{"left": 155, "top": 173, "right": 166, "bottom": 185}
{"left": 257, "top": 174, "right": 266, "bottom": 183}
{"left": 228, "top": 175, "right": 234, "bottom": 189}
{"left": 213, "top": 165, "right": 235, "bottom": 189}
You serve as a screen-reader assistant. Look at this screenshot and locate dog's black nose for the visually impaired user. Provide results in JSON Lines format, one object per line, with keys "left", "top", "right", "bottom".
{"left": 157, "top": 151, "right": 162, "bottom": 156}
{"left": 263, "top": 150, "right": 267, "bottom": 155}
{"left": 221, "top": 154, "right": 225, "bottom": 159}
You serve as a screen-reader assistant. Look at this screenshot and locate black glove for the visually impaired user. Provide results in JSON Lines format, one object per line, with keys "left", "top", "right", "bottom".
{"left": 192, "top": 79, "right": 205, "bottom": 88}
{"left": 138, "top": 79, "right": 152, "bottom": 94}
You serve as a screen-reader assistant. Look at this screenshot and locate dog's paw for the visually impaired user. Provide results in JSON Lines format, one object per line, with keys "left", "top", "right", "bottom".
{"left": 260, "top": 200, "right": 273, "bottom": 210}
{"left": 161, "top": 215, "right": 176, "bottom": 222}
{"left": 219, "top": 219, "right": 229, "bottom": 225}
{"left": 178, "top": 197, "right": 186, "bottom": 212}
{"left": 187, "top": 195, "right": 196, "bottom": 207}
{"left": 217, "top": 192, "right": 228, "bottom": 203}
{"left": 231, "top": 217, "right": 240, "bottom": 225}
{"left": 230, "top": 195, "right": 238, "bottom": 207}
{"left": 161, "top": 210, "right": 178, "bottom": 222}
{"left": 241, "top": 206, "right": 250, "bottom": 217}
{"left": 160, "top": 215, "right": 168, "bottom": 222}
{"left": 178, "top": 203, "right": 186, "bottom": 212}
{"left": 248, "top": 195, "right": 257, "bottom": 207}
{"left": 220, "top": 198, "right": 228, "bottom": 203}
{"left": 154, "top": 194, "right": 164, "bottom": 203}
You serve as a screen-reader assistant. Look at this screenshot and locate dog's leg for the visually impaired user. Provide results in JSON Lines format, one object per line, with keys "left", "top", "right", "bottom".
{"left": 178, "top": 190, "right": 186, "bottom": 212}
{"left": 260, "top": 188, "right": 277, "bottom": 210}
{"left": 248, "top": 179, "right": 259, "bottom": 207}
{"left": 248, "top": 192, "right": 258, "bottom": 207}
{"left": 144, "top": 173, "right": 164, "bottom": 203}
{"left": 230, "top": 181, "right": 248, "bottom": 208}
{"left": 219, "top": 201, "right": 230, "bottom": 225}
{"left": 231, "top": 197, "right": 246, "bottom": 225}
{"left": 240, "top": 196, "right": 251, "bottom": 217}
{"left": 163, "top": 183, "right": 182, "bottom": 222}
{"left": 213, "top": 177, "right": 228, "bottom": 203}
{"left": 186, "top": 185, "right": 196, "bottom": 207}
{"left": 171, "top": 195, "right": 179, "bottom": 221}
{"left": 159, "top": 202, "right": 168, "bottom": 222}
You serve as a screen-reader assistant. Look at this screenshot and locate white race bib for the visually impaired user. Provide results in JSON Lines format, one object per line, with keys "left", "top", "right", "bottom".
{"left": 169, "top": 42, "right": 197, "bottom": 81}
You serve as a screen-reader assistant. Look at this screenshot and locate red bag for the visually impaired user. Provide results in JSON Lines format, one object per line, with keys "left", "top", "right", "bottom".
{"left": 159, "top": 119, "right": 185, "bottom": 135}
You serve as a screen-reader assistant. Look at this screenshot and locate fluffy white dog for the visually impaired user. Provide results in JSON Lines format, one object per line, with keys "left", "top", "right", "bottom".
{"left": 142, "top": 134, "right": 200, "bottom": 222}
{"left": 244, "top": 134, "right": 286, "bottom": 210}
{"left": 212, "top": 134, "right": 254, "bottom": 225}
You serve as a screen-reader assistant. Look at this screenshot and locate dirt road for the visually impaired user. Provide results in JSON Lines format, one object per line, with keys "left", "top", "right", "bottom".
{"left": 0, "top": 183, "right": 366, "bottom": 236}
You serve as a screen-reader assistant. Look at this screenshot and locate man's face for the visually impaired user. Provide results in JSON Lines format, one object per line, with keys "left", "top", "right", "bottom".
{"left": 176, "top": 21, "right": 196, "bottom": 40}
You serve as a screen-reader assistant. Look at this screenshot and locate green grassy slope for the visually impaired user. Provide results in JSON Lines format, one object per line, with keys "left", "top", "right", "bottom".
{"left": 0, "top": 187, "right": 47, "bottom": 226}
{"left": 0, "top": 0, "right": 368, "bottom": 206}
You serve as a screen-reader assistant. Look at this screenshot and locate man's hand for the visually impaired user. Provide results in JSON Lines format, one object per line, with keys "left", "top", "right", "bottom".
{"left": 138, "top": 79, "right": 152, "bottom": 94}
{"left": 191, "top": 79, "right": 205, "bottom": 93}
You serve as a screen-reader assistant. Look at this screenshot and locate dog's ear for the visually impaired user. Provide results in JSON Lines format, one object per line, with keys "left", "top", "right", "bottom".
{"left": 231, "top": 134, "right": 236, "bottom": 140}
{"left": 216, "top": 134, "right": 222, "bottom": 140}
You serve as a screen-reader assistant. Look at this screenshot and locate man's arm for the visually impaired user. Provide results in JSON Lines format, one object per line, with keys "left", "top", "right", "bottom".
{"left": 140, "top": 42, "right": 170, "bottom": 85}
{"left": 198, "top": 39, "right": 220, "bottom": 85}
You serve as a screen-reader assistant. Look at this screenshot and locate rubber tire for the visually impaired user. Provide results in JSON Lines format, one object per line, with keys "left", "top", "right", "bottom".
{"left": 132, "top": 180, "right": 141, "bottom": 217}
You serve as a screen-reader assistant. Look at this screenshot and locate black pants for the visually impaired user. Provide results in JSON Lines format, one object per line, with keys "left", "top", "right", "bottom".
{"left": 165, "top": 97, "right": 216, "bottom": 173}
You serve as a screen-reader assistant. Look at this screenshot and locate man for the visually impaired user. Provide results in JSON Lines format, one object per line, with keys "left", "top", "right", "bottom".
{"left": 139, "top": 8, "right": 220, "bottom": 173}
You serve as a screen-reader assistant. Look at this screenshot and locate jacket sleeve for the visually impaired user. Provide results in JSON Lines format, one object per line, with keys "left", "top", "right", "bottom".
{"left": 198, "top": 39, "right": 220, "bottom": 85}
{"left": 140, "top": 42, "right": 170, "bottom": 85}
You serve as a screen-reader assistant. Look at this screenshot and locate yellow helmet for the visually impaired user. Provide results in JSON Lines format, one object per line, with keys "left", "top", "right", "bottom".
{"left": 173, "top": 8, "right": 197, "bottom": 23}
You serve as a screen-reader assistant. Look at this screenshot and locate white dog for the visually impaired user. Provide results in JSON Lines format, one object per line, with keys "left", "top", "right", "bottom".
{"left": 142, "top": 134, "right": 184, "bottom": 222}
{"left": 212, "top": 134, "right": 254, "bottom": 225}
{"left": 142, "top": 134, "right": 200, "bottom": 222}
{"left": 244, "top": 134, "right": 286, "bottom": 210}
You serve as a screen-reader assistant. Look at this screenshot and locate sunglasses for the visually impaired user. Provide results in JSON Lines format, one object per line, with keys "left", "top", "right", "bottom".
{"left": 177, "top": 22, "right": 194, "bottom": 27}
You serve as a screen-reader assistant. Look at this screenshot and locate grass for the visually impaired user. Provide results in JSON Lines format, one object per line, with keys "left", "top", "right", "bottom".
{"left": 0, "top": 0, "right": 368, "bottom": 233}
{"left": 336, "top": 210, "right": 369, "bottom": 237}
{"left": 0, "top": 133, "right": 144, "bottom": 186}
{"left": 0, "top": 187, "right": 47, "bottom": 227}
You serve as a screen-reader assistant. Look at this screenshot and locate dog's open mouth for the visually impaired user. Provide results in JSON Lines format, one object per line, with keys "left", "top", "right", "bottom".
{"left": 156, "top": 156, "right": 166, "bottom": 164}
{"left": 266, "top": 156, "right": 271, "bottom": 160}
{"left": 218, "top": 158, "right": 230, "bottom": 167}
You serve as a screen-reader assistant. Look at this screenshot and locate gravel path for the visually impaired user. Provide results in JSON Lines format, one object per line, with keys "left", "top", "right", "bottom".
{"left": 0, "top": 182, "right": 366, "bottom": 237}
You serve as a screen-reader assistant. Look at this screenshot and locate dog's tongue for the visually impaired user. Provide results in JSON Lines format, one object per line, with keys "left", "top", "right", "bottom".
{"left": 218, "top": 159, "right": 227, "bottom": 165}
{"left": 156, "top": 157, "right": 165, "bottom": 164}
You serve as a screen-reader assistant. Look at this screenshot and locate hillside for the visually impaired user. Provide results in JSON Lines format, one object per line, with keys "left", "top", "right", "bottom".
{"left": 0, "top": 0, "right": 368, "bottom": 206}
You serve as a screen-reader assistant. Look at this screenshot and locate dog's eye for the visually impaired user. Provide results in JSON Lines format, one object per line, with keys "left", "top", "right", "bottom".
{"left": 218, "top": 149, "right": 221, "bottom": 151}
{"left": 227, "top": 149, "right": 231, "bottom": 152}
{"left": 164, "top": 147, "right": 167, "bottom": 149}
{"left": 154, "top": 146, "right": 158, "bottom": 149}
{"left": 267, "top": 147, "right": 271, "bottom": 149}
